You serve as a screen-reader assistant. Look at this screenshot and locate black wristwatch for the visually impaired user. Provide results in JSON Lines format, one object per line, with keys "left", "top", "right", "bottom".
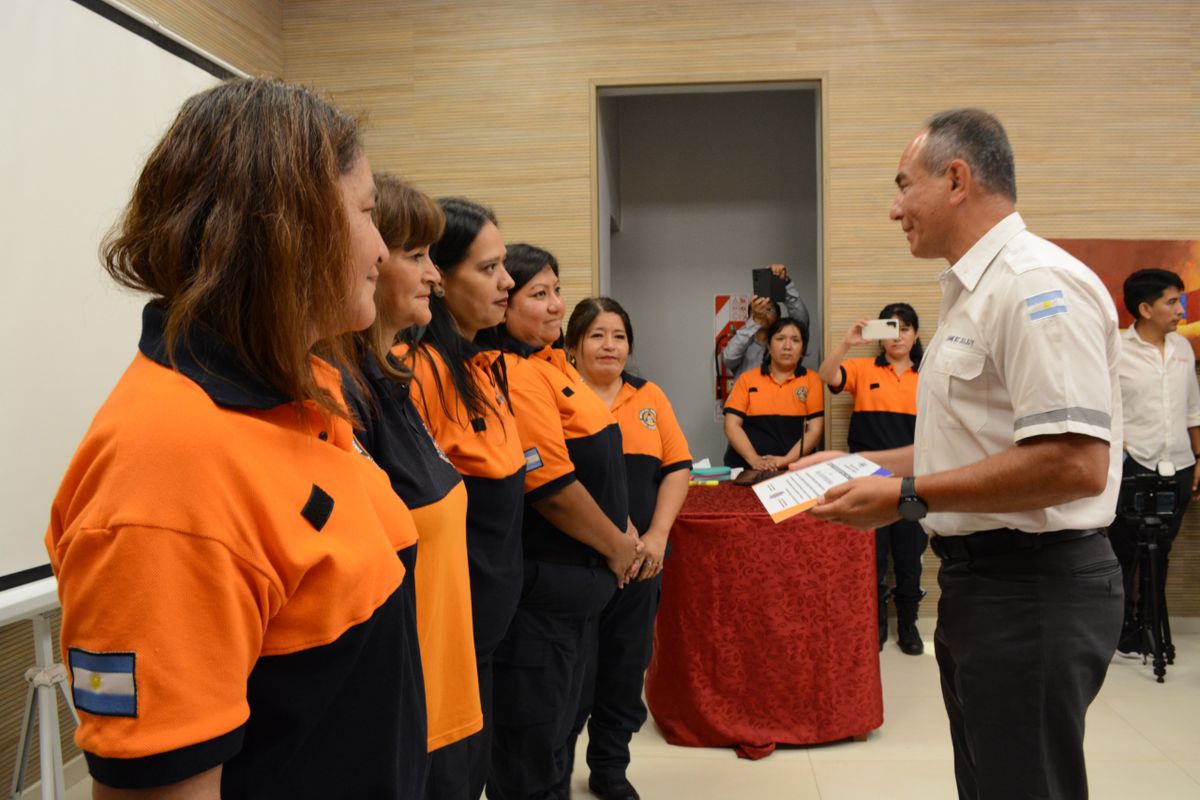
{"left": 898, "top": 476, "right": 928, "bottom": 522}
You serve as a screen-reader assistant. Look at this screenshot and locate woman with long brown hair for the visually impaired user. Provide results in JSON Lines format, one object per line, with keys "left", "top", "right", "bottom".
{"left": 45, "top": 79, "right": 423, "bottom": 799}
{"left": 344, "top": 174, "right": 485, "bottom": 795}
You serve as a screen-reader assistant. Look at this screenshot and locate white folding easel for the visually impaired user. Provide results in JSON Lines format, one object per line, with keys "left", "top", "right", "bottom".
{"left": 3, "top": 577, "right": 75, "bottom": 800}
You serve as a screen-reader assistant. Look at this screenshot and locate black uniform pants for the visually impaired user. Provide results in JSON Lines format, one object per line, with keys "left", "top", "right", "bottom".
{"left": 571, "top": 573, "right": 662, "bottom": 782}
{"left": 425, "top": 651, "right": 494, "bottom": 800}
{"left": 486, "top": 561, "right": 615, "bottom": 800}
{"left": 934, "top": 532, "right": 1122, "bottom": 800}
{"left": 1105, "top": 459, "right": 1193, "bottom": 629}
{"left": 875, "top": 518, "right": 928, "bottom": 606}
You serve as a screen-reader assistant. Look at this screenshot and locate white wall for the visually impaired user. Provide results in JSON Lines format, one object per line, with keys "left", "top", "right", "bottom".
{"left": 608, "top": 89, "right": 820, "bottom": 463}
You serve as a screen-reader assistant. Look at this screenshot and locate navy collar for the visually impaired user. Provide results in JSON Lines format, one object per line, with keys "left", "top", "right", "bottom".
{"left": 138, "top": 302, "right": 290, "bottom": 410}
{"left": 621, "top": 371, "right": 647, "bottom": 390}
{"left": 490, "top": 327, "right": 543, "bottom": 358}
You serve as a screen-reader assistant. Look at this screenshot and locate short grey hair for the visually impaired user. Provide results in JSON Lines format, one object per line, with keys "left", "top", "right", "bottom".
{"left": 921, "top": 109, "right": 1017, "bottom": 202}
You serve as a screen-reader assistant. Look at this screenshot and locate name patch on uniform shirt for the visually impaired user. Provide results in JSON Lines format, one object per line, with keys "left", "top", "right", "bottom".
{"left": 638, "top": 408, "right": 658, "bottom": 430}
{"left": 1026, "top": 289, "right": 1067, "bottom": 321}
{"left": 69, "top": 649, "right": 137, "bottom": 717}
{"left": 524, "top": 447, "right": 544, "bottom": 472}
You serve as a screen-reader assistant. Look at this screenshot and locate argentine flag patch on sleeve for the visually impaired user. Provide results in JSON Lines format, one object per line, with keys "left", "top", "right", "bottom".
{"left": 1025, "top": 289, "right": 1068, "bottom": 321}
{"left": 524, "top": 447, "right": 544, "bottom": 472}
{"left": 69, "top": 648, "right": 137, "bottom": 717}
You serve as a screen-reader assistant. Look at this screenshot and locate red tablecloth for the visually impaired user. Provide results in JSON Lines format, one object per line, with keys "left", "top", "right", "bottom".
{"left": 645, "top": 483, "right": 882, "bottom": 758}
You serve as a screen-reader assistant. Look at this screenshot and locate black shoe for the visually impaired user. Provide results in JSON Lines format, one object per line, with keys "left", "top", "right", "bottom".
{"left": 1116, "top": 625, "right": 1142, "bottom": 659}
{"left": 588, "top": 775, "right": 640, "bottom": 800}
{"left": 897, "top": 623, "right": 924, "bottom": 656}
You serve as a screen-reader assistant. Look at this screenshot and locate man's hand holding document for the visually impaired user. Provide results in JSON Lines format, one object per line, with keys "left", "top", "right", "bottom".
{"left": 752, "top": 454, "right": 891, "bottom": 523}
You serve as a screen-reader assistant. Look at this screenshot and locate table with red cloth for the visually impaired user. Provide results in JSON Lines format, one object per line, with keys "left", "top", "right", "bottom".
{"left": 645, "top": 482, "right": 882, "bottom": 759}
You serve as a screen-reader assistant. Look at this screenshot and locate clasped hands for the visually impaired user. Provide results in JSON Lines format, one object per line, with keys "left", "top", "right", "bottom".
{"left": 608, "top": 523, "right": 667, "bottom": 588}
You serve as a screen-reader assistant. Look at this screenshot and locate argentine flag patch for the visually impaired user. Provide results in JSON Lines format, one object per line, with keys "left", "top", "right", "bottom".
{"left": 69, "top": 649, "right": 137, "bottom": 717}
{"left": 524, "top": 447, "right": 544, "bottom": 472}
{"left": 1026, "top": 289, "right": 1068, "bottom": 321}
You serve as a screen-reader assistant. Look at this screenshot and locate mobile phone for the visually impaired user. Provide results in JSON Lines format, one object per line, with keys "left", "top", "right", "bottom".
{"left": 862, "top": 319, "right": 901, "bottom": 340}
{"left": 751, "top": 268, "right": 787, "bottom": 304}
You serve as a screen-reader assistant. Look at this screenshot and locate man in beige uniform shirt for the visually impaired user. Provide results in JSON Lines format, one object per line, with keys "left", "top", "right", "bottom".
{"left": 807, "top": 109, "right": 1124, "bottom": 800}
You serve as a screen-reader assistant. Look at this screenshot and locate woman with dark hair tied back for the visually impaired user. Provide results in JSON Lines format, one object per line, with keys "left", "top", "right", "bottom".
{"left": 343, "top": 174, "right": 488, "bottom": 797}
{"left": 401, "top": 197, "right": 525, "bottom": 800}
{"left": 483, "top": 244, "right": 642, "bottom": 800}
{"left": 817, "top": 302, "right": 925, "bottom": 655}
{"left": 44, "top": 79, "right": 424, "bottom": 799}
{"left": 723, "top": 317, "right": 825, "bottom": 470}
{"left": 564, "top": 297, "right": 691, "bottom": 800}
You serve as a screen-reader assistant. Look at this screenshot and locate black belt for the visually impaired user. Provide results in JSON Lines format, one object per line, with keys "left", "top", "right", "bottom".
{"left": 930, "top": 528, "right": 1102, "bottom": 561}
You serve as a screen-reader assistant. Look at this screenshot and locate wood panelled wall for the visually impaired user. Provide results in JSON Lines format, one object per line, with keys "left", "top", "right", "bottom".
{"left": 122, "top": 0, "right": 283, "bottom": 76}
{"left": 3, "top": 7, "right": 1197, "bottom": 787}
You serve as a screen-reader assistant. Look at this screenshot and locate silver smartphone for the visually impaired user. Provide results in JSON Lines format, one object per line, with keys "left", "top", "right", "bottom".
{"left": 862, "top": 319, "right": 900, "bottom": 340}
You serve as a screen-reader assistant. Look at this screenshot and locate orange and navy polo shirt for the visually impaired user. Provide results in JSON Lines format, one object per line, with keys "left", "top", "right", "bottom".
{"left": 407, "top": 341, "right": 526, "bottom": 656}
{"left": 45, "top": 303, "right": 421, "bottom": 796}
{"left": 501, "top": 337, "right": 629, "bottom": 567}
{"left": 832, "top": 355, "right": 919, "bottom": 452}
{"left": 723, "top": 367, "right": 824, "bottom": 468}
{"left": 611, "top": 374, "right": 692, "bottom": 534}
{"left": 347, "top": 352, "right": 482, "bottom": 753}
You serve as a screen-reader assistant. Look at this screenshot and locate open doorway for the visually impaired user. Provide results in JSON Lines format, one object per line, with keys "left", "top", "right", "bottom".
{"left": 595, "top": 81, "right": 823, "bottom": 464}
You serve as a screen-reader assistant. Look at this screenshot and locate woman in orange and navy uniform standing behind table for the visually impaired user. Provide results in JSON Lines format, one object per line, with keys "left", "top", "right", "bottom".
{"left": 564, "top": 297, "right": 691, "bottom": 800}
{"left": 483, "top": 244, "right": 643, "bottom": 800}
{"left": 817, "top": 302, "right": 924, "bottom": 655}
{"left": 403, "top": 197, "right": 525, "bottom": 800}
{"left": 342, "top": 175, "right": 484, "bottom": 797}
{"left": 45, "top": 80, "right": 425, "bottom": 799}
{"left": 723, "top": 316, "right": 825, "bottom": 471}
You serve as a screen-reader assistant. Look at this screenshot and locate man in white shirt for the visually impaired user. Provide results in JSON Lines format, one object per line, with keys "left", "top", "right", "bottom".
{"left": 805, "top": 109, "right": 1123, "bottom": 800}
{"left": 1110, "top": 268, "right": 1200, "bottom": 656}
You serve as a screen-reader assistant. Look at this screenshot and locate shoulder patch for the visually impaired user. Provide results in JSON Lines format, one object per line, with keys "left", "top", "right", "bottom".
{"left": 524, "top": 447, "right": 544, "bottom": 472}
{"left": 69, "top": 649, "right": 137, "bottom": 717}
{"left": 638, "top": 408, "right": 658, "bottom": 430}
{"left": 1025, "top": 289, "right": 1067, "bottom": 321}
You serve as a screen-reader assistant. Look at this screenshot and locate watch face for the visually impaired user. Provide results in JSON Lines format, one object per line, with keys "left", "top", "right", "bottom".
{"left": 899, "top": 497, "right": 927, "bottom": 522}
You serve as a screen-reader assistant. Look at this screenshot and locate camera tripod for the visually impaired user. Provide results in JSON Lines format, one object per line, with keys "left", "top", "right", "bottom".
{"left": 1129, "top": 513, "right": 1174, "bottom": 683}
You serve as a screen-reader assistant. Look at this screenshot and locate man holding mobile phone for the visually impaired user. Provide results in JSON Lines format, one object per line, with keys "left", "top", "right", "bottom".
{"left": 722, "top": 263, "right": 812, "bottom": 377}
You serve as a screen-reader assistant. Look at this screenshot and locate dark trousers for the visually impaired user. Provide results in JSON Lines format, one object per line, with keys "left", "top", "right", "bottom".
{"left": 574, "top": 574, "right": 662, "bottom": 782}
{"left": 934, "top": 533, "right": 1122, "bottom": 800}
{"left": 426, "top": 652, "right": 494, "bottom": 800}
{"left": 1106, "top": 459, "right": 1193, "bottom": 629}
{"left": 876, "top": 518, "right": 928, "bottom": 607}
{"left": 486, "top": 561, "right": 615, "bottom": 800}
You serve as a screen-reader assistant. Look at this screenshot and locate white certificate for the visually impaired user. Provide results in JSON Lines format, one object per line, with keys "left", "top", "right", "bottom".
{"left": 752, "top": 454, "right": 891, "bottom": 523}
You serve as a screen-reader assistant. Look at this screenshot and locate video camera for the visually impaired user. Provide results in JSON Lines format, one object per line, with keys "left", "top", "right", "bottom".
{"left": 1118, "top": 471, "right": 1177, "bottom": 524}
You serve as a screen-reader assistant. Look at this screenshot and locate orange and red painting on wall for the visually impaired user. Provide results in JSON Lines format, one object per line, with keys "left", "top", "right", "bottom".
{"left": 1052, "top": 239, "right": 1200, "bottom": 362}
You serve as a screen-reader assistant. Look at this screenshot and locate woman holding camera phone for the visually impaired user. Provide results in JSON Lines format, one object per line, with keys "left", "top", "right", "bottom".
{"left": 817, "top": 302, "right": 925, "bottom": 655}
{"left": 722, "top": 263, "right": 811, "bottom": 378}
{"left": 723, "top": 316, "right": 824, "bottom": 471}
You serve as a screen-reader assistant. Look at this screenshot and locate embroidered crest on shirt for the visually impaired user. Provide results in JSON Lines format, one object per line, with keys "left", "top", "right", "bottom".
{"left": 69, "top": 649, "right": 137, "bottom": 717}
{"left": 1025, "top": 289, "right": 1068, "bottom": 322}
{"left": 795, "top": 386, "right": 809, "bottom": 403}
{"left": 638, "top": 408, "right": 658, "bottom": 430}
{"left": 524, "top": 447, "right": 544, "bottom": 472}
